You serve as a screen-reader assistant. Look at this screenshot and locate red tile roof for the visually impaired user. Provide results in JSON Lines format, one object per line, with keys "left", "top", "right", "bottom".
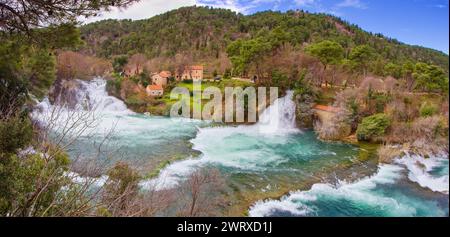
{"left": 147, "top": 85, "right": 163, "bottom": 90}
{"left": 189, "top": 65, "right": 203, "bottom": 70}
{"left": 313, "top": 105, "right": 339, "bottom": 113}
{"left": 159, "top": 71, "right": 171, "bottom": 78}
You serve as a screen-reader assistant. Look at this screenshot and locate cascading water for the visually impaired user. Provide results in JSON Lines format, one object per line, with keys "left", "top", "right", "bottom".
{"left": 142, "top": 90, "right": 357, "bottom": 190}
{"left": 31, "top": 78, "right": 449, "bottom": 216}
{"left": 76, "top": 78, "right": 131, "bottom": 113}
{"left": 32, "top": 78, "right": 205, "bottom": 166}
{"left": 249, "top": 153, "right": 449, "bottom": 217}
{"left": 143, "top": 89, "right": 448, "bottom": 217}
{"left": 257, "top": 90, "right": 297, "bottom": 134}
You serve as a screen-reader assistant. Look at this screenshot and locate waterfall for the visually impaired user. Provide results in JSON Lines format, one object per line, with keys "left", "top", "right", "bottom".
{"left": 32, "top": 77, "right": 204, "bottom": 165}
{"left": 143, "top": 90, "right": 300, "bottom": 190}
{"left": 69, "top": 78, "right": 131, "bottom": 114}
{"left": 78, "top": 78, "right": 131, "bottom": 114}
{"left": 257, "top": 90, "right": 298, "bottom": 134}
{"left": 34, "top": 78, "right": 132, "bottom": 116}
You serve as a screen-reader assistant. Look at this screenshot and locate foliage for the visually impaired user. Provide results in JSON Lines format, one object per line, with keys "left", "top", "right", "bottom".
{"left": 419, "top": 102, "right": 438, "bottom": 117}
{"left": 0, "top": 114, "right": 75, "bottom": 216}
{"left": 305, "top": 40, "right": 344, "bottom": 68}
{"left": 413, "top": 62, "right": 448, "bottom": 93}
{"left": 349, "top": 44, "right": 376, "bottom": 75}
{"left": 24, "top": 47, "right": 57, "bottom": 99}
{"left": 227, "top": 37, "right": 273, "bottom": 76}
{"left": 112, "top": 55, "right": 129, "bottom": 74}
{"left": 293, "top": 69, "right": 316, "bottom": 98}
{"left": 79, "top": 6, "right": 449, "bottom": 78}
{"left": 0, "top": 115, "right": 33, "bottom": 153}
{"left": 103, "top": 162, "right": 141, "bottom": 214}
{"left": 356, "top": 113, "right": 391, "bottom": 142}
{"left": 1, "top": 0, "right": 132, "bottom": 217}
{"left": 0, "top": 0, "right": 138, "bottom": 36}
{"left": 0, "top": 42, "right": 29, "bottom": 114}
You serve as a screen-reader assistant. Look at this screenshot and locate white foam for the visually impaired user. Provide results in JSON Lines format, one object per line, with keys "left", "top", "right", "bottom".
{"left": 395, "top": 153, "right": 449, "bottom": 194}
{"left": 140, "top": 158, "right": 206, "bottom": 191}
{"left": 65, "top": 171, "right": 108, "bottom": 187}
{"left": 248, "top": 164, "right": 419, "bottom": 217}
{"left": 257, "top": 90, "right": 298, "bottom": 134}
{"left": 138, "top": 91, "right": 301, "bottom": 190}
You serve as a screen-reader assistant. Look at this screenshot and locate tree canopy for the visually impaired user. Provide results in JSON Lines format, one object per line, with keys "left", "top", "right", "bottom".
{"left": 306, "top": 40, "right": 344, "bottom": 68}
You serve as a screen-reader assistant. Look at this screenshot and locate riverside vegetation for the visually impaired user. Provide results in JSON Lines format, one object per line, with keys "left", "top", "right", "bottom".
{"left": 0, "top": 4, "right": 448, "bottom": 216}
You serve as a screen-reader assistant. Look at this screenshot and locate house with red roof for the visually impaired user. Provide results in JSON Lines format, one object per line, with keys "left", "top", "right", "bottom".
{"left": 151, "top": 71, "right": 172, "bottom": 86}
{"left": 176, "top": 65, "right": 203, "bottom": 81}
{"left": 146, "top": 84, "right": 163, "bottom": 97}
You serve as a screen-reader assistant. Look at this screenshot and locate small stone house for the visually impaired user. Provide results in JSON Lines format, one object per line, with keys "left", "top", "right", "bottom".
{"left": 176, "top": 65, "right": 203, "bottom": 81}
{"left": 151, "top": 73, "right": 167, "bottom": 87}
{"left": 146, "top": 84, "right": 163, "bottom": 97}
{"left": 151, "top": 71, "right": 172, "bottom": 86}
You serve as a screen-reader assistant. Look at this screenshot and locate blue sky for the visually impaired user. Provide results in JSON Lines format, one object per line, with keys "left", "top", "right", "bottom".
{"left": 87, "top": 0, "right": 449, "bottom": 54}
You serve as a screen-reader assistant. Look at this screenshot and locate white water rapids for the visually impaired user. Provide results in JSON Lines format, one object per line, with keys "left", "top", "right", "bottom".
{"left": 31, "top": 78, "right": 449, "bottom": 217}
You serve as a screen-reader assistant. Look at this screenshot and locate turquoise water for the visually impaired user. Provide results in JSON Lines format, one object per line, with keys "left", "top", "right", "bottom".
{"left": 249, "top": 163, "right": 449, "bottom": 217}
{"left": 33, "top": 79, "right": 449, "bottom": 217}
{"left": 32, "top": 79, "right": 207, "bottom": 169}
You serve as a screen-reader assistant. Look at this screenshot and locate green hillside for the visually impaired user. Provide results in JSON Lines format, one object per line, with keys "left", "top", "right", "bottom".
{"left": 79, "top": 6, "right": 448, "bottom": 74}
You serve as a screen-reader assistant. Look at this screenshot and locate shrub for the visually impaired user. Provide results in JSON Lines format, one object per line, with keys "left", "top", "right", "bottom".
{"left": 315, "top": 109, "right": 352, "bottom": 140}
{"left": 385, "top": 97, "right": 419, "bottom": 122}
{"left": 419, "top": 102, "right": 438, "bottom": 117}
{"left": 377, "top": 144, "right": 404, "bottom": 164}
{"left": 125, "top": 95, "right": 146, "bottom": 106}
{"left": 0, "top": 115, "right": 33, "bottom": 153}
{"left": 356, "top": 113, "right": 391, "bottom": 142}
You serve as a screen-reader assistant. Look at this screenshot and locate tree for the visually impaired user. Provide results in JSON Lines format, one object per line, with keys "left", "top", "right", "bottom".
{"left": 102, "top": 162, "right": 141, "bottom": 216}
{"left": 25, "top": 47, "right": 57, "bottom": 99}
{"left": 305, "top": 40, "right": 344, "bottom": 87}
{"left": 413, "top": 62, "right": 449, "bottom": 93}
{"left": 0, "top": 41, "right": 29, "bottom": 115}
{"left": 127, "top": 53, "right": 147, "bottom": 75}
{"left": 306, "top": 40, "right": 344, "bottom": 69}
{"left": 112, "top": 55, "right": 129, "bottom": 74}
{"left": 356, "top": 113, "right": 391, "bottom": 142}
{"left": 0, "top": 0, "right": 144, "bottom": 217}
{"left": 402, "top": 61, "right": 415, "bottom": 91}
{"left": 177, "top": 169, "right": 224, "bottom": 217}
{"left": 349, "top": 44, "right": 376, "bottom": 76}
{"left": 384, "top": 62, "right": 402, "bottom": 79}
{"left": 0, "top": 0, "right": 138, "bottom": 36}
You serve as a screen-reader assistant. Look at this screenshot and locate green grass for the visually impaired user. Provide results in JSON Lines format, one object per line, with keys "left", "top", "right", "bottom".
{"left": 146, "top": 79, "right": 256, "bottom": 115}
{"left": 144, "top": 160, "right": 172, "bottom": 179}
{"left": 175, "top": 79, "right": 253, "bottom": 93}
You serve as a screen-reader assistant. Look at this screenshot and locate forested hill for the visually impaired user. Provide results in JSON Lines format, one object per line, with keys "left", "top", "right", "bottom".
{"left": 79, "top": 6, "right": 448, "bottom": 73}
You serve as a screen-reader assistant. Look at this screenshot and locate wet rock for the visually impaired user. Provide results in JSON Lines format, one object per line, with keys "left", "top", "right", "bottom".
{"left": 48, "top": 79, "right": 85, "bottom": 109}
{"left": 294, "top": 93, "right": 316, "bottom": 128}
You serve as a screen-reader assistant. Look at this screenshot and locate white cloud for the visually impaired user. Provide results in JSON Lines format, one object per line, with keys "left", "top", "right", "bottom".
{"left": 78, "top": 0, "right": 368, "bottom": 24}
{"left": 81, "top": 0, "right": 197, "bottom": 24}
{"left": 294, "top": 0, "right": 316, "bottom": 7}
{"left": 196, "top": 0, "right": 253, "bottom": 13}
{"left": 80, "top": 0, "right": 262, "bottom": 23}
{"left": 336, "top": 0, "right": 367, "bottom": 9}
{"left": 433, "top": 4, "right": 447, "bottom": 8}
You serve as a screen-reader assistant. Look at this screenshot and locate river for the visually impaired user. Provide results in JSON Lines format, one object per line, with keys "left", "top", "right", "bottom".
{"left": 32, "top": 78, "right": 449, "bottom": 217}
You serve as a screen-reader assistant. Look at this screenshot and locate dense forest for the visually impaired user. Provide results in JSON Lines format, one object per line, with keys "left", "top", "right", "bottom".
{"left": 78, "top": 6, "right": 448, "bottom": 76}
